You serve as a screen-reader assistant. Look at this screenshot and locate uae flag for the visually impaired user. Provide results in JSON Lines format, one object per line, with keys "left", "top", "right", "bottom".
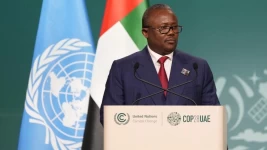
{"left": 82, "top": 0, "right": 148, "bottom": 149}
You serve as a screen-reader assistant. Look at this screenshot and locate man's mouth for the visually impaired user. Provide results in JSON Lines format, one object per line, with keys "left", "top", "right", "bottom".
{"left": 165, "top": 39, "right": 176, "bottom": 44}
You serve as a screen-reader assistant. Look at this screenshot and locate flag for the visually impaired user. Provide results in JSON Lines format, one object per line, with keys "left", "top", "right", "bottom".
{"left": 18, "top": 0, "right": 95, "bottom": 149}
{"left": 82, "top": 0, "right": 148, "bottom": 149}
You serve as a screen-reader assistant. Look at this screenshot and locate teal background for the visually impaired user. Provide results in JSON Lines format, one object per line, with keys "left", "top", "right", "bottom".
{"left": 1, "top": 0, "right": 266, "bottom": 149}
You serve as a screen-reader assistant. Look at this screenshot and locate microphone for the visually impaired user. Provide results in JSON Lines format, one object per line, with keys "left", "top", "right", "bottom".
{"left": 132, "top": 62, "right": 198, "bottom": 105}
{"left": 167, "top": 62, "right": 198, "bottom": 90}
{"left": 133, "top": 63, "right": 185, "bottom": 98}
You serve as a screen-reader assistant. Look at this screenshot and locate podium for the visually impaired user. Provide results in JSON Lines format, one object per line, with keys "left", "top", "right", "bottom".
{"left": 104, "top": 106, "right": 227, "bottom": 150}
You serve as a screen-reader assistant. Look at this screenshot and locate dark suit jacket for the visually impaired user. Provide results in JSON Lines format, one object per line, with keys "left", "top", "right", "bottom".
{"left": 100, "top": 47, "right": 220, "bottom": 125}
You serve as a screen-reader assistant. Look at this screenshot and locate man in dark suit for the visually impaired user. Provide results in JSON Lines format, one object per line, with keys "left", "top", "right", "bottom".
{"left": 100, "top": 4, "right": 220, "bottom": 125}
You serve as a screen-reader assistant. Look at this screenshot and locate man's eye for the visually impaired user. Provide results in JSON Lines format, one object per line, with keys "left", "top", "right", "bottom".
{"left": 161, "top": 26, "right": 169, "bottom": 29}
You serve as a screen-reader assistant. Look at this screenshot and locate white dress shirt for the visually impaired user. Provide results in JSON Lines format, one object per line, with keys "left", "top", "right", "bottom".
{"left": 147, "top": 45, "right": 173, "bottom": 80}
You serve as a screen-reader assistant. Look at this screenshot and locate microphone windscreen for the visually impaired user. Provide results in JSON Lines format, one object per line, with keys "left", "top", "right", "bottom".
{"left": 134, "top": 62, "right": 139, "bottom": 71}
{"left": 193, "top": 63, "right": 198, "bottom": 70}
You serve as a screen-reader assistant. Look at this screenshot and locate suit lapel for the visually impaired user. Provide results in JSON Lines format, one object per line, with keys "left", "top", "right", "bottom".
{"left": 135, "top": 48, "right": 165, "bottom": 105}
{"left": 166, "top": 50, "right": 191, "bottom": 105}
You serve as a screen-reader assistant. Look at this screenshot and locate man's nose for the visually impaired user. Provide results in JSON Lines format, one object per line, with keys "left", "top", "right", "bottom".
{"left": 167, "top": 28, "right": 175, "bottom": 35}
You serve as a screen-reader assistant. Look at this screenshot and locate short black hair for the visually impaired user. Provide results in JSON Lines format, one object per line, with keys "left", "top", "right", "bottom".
{"left": 142, "top": 4, "right": 173, "bottom": 28}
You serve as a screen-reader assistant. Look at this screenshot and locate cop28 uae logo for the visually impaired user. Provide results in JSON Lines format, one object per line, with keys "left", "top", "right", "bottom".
{"left": 167, "top": 112, "right": 181, "bottom": 126}
{"left": 114, "top": 113, "right": 130, "bottom": 125}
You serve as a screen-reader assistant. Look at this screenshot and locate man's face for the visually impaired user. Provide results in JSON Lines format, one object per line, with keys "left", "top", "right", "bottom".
{"left": 142, "top": 9, "right": 179, "bottom": 55}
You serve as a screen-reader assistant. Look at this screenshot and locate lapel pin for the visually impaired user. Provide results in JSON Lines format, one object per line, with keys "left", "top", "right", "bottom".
{"left": 181, "top": 68, "right": 190, "bottom": 76}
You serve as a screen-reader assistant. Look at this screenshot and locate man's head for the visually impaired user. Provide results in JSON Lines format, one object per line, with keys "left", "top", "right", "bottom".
{"left": 142, "top": 4, "right": 181, "bottom": 55}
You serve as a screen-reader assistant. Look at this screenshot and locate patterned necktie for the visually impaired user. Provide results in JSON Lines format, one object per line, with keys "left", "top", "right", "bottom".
{"left": 158, "top": 56, "right": 169, "bottom": 96}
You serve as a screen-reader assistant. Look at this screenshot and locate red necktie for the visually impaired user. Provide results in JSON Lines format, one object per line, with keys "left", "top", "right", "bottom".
{"left": 158, "top": 56, "right": 169, "bottom": 96}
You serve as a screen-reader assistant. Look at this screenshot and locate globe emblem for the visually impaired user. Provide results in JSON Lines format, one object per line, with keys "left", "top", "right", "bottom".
{"left": 41, "top": 52, "right": 94, "bottom": 139}
{"left": 167, "top": 112, "right": 181, "bottom": 126}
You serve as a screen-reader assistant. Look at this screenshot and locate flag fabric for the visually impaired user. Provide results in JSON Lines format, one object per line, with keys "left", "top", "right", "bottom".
{"left": 18, "top": 0, "right": 95, "bottom": 149}
{"left": 82, "top": 0, "right": 148, "bottom": 149}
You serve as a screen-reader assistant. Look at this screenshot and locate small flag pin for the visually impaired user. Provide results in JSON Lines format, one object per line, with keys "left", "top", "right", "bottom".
{"left": 181, "top": 68, "right": 190, "bottom": 76}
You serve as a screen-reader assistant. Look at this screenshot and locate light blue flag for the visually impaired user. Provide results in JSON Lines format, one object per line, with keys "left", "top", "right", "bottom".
{"left": 18, "top": 0, "right": 95, "bottom": 149}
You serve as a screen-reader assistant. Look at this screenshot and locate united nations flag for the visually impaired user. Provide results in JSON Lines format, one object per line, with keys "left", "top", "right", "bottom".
{"left": 18, "top": 0, "right": 95, "bottom": 149}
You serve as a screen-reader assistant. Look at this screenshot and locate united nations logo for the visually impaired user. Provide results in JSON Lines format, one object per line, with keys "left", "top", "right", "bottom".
{"left": 24, "top": 38, "right": 94, "bottom": 149}
{"left": 167, "top": 112, "right": 181, "bottom": 126}
{"left": 114, "top": 113, "right": 130, "bottom": 125}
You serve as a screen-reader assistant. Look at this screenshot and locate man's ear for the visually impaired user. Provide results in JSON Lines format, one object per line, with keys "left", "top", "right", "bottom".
{"left": 142, "top": 28, "right": 148, "bottom": 38}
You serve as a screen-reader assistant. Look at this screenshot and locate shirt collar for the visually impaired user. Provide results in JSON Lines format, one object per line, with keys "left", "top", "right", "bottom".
{"left": 147, "top": 45, "right": 173, "bottom": 63}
